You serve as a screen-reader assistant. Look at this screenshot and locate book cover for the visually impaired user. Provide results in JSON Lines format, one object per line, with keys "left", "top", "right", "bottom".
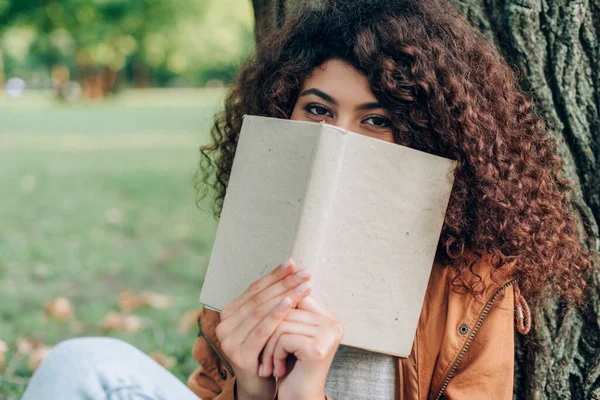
{"left": 200, "top": 115, "right": 457, "bottom": 357}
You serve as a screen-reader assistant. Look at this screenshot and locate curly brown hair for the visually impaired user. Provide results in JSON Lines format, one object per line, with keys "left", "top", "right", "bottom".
{"left": 196, "top": 0, "right": 594, "bottom": 307}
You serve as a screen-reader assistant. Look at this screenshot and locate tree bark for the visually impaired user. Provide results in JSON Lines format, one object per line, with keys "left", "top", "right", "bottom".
{"left": 251, "top": 0, "right": 285, "bottom": 42}
{"left": 251, "top": 0, "right": 600, "bottom": 398}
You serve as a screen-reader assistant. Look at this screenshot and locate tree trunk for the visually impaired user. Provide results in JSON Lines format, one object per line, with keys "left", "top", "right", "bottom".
{"left": 251, "top": 0, "right": 600, "bottom": 398}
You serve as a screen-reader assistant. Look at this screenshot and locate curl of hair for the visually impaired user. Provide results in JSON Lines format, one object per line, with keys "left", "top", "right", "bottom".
{"left": 196, "top": 0, "right": 594, "bottom": 307}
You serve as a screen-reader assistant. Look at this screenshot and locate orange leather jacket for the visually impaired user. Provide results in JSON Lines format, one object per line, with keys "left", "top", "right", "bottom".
{"left": 187, "top": 250, "right": 530, "bottom": 399}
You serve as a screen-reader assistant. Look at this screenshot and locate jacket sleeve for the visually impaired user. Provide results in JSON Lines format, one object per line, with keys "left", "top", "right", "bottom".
{"left": 441, "top": 284, "right": 516, "bottom": 400}
{"left": 187, "top": 309, "right": 237, "bottom": 400}
{"left": 188, "top": 334, "right": 237, "bottom": 399}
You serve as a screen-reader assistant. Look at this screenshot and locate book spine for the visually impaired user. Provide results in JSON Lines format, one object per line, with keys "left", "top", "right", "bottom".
{"left": 290, "top": 126, "right": 347, "bottom": 273}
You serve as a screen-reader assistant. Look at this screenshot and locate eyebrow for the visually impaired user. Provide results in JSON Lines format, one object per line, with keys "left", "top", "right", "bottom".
{"left": 299, "top": 88, "right": 385, "bottom": 111}
{"left": 356, "top": 102, "right": 384, "bottom": 111}
{"left": 300, "top": 88, "right": 338, "bottom": 105}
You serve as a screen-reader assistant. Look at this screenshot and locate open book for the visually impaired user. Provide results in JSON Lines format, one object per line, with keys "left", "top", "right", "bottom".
{"left": 200, "top": 115, "right": 457, "bottom": 357}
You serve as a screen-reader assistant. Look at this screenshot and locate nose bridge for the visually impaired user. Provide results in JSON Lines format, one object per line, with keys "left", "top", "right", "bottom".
{"left": 333, "top": 112, "right": 354, "bottom": 131}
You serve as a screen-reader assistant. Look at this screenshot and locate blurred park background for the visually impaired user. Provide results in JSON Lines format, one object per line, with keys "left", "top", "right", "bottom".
{"left": 0, "top": 0, "right": 254, "bottom": 397}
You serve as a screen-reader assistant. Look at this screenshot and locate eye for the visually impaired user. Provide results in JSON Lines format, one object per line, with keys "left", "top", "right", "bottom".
{"left": 363, "top": 115, "right": 392, "bottom": 129}
{"left": 305, "top": 104, "right": 333, "bottom": 117}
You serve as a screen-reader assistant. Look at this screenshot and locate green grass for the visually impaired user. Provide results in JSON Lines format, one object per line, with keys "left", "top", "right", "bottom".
{"left": 0, "top": 90, "right": 223, "bottom": 398}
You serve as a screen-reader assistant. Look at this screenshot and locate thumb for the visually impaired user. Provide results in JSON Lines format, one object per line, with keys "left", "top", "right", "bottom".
{"left": 272, "top": 334, "right": 314, "bottom": 377}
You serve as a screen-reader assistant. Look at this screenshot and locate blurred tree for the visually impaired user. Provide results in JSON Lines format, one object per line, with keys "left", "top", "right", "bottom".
{"left": 0, "top": 0, "right": 253, "bottom": 96}
{"left": 165, "top": 0, "right": 255, "bottom": 86}
{"left": 0, "top": 0, "right": 190, "bottom": 97}
{"left": 252, "top": 0, "right": 600, "bottom": 399}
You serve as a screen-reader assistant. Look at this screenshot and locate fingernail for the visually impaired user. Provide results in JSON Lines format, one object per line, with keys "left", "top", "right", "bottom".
{"left": 258, "top": 364, "right": 264, "bottom": 377}
{"left": 278, "top": 297, "right": 292, "bottom": 310}
{"left": 295, "top": 268, "right": 310, "bottom": 280}
{"left": 280, "top": 257, "right": 294, "bottom": 270}
{"left": 296, "top": 282, "right": 310, "bottom": 293}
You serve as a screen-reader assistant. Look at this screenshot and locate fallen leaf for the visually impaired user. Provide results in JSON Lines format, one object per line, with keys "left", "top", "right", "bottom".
{"left": 177, "top": 309, "right": 201, "bottom": 334}
{"left": 101, "top": 312, "right": 145, "bottom": 333}
{"left": 150, "top": 350, "right": 176, "bottom": 369}
{"left": 45, "top": 297, "right": 74, "bottom": 323}
{"left": 117, "top": 291, "right": 173, "bottom": 312}
{"left": 0, "top": 340, "right": 7, "bottom": 370}
{"left": 17, "top": 337, "right": 43, "bottom": 354}
{"left": 142, "top": 292, "right": 173, "bottom": 310}
{"left": 28, "top": 345, "right": 52, "bottom": 372}
{"left": 118, "top": 291, "right": 146, "bottom": 312}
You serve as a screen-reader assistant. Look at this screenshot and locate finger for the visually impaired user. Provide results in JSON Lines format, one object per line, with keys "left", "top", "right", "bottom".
{"left": 297, "top": 296, "right": 336, "bottom": 318}
{"left": 220, "top": 280, "right": 312, "bottom": 349}
{"left": 272, "top": 334, "right": 313, "bottom": 378}
{"left": 224, "top": 257, "right": 295, "bottom": 317}
{"left": 260, "top": 321, "right": 319, "bottom": 377}
{"left": 219, "top": 296, "right": 292, "bottom": 374}
{"left": 219, "top": 268, "right": 311, "bottom": 336}
{"left": 296, "top": 298, "right": 343, "bottom": 346}
{"left": 233, "top": 296, "right": 293, "bottom": 369}
{"left": 236, "top": 268, "right": 312, "bottom": 320}
{"left": 282, "top": 308, "right": 327, "bottom": 326}
{"left": 263, "top": 306, "right": 330, "bottom": 377}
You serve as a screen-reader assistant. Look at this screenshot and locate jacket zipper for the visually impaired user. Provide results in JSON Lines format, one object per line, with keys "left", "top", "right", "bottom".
{"left": 198, "top": 325, "right": 236, "bottom": 377}
{"left": 433, "top": 279, "right": 517, "bottom": 400}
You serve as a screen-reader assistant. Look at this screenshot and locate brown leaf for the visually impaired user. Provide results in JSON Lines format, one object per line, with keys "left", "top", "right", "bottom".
{"left": 45, "top": 297, "right": 74, "bottom": 323}
{"left": 141, "top": 292, "right": 173, "bottom": 310}
{"left": 177, "top": 309, "right": 201, "bottom": 334}
{"left": 0, "top": 340, "right": 7, "bottom": 370}
{"left": 28, "top": 345, "right": 52, "bottom": 372}
{"left": 17, "top": 337, "right": 43, "bottom": 354}
{"left": 117, "top": 291, "right": 146, "bottom": 312}
{"left": 117, "top": 291, "right": 173, "bottom": 312}
{"left": 150, "top": 350, "right": 176, "bottom": 369}
{"left": 101, "top": 312, "right": 145, "bottom": 333}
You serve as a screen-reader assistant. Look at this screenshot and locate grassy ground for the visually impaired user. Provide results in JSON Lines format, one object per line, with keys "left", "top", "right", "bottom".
{"left": 0, "top": 89, "right": 223, "bottom": 398}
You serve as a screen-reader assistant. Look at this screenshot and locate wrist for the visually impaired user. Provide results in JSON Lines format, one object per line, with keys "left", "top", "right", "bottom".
{"left": 277, "top": 385, "right": 325, "bottom": 400}
{"left": 235, "top": 376, "right": 277, "bottom": 400}
{"left": 292, "top": 392, "right": 326, "bottom": 400}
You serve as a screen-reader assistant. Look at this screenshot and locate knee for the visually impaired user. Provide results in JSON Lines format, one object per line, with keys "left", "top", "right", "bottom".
{"left": 52, "top": 337, "right": 130, "bottom": 355}
{"left": 24, "top": 337, "right": 149, "bottom": 399}
{"left": 40, "top": 337, "right": 137, "bottom": 368}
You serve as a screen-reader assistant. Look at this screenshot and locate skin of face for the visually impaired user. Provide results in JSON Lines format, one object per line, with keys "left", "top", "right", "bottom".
{"left": 290, "top": 58, "right": 395, "bottom": 143}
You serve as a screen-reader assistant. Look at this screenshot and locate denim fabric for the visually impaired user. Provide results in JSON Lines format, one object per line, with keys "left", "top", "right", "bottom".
{"left": 21, "top": 337, "right": 200, "bottom": 400}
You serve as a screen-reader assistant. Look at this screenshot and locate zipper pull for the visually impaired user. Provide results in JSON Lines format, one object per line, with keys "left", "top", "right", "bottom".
{"left": 514, "top": 282, "right": 531, "bottom": 334}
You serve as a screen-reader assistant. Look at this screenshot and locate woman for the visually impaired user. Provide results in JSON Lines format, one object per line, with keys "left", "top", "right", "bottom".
{"left": 190, "top": 0, "right": 592, "bottom": 399}
{"left": 23, "top": 0, "right": 592, "bottom": 399}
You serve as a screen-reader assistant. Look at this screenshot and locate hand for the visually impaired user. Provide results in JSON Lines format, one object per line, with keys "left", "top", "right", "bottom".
{"left": 260, "top": 296, "right": 343, "bottom": 400}
{"left": 215, "top": 258, "right": 312, "bottom": 400}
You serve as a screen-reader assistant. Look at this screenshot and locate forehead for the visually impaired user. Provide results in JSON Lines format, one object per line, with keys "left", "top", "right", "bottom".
{"left": 301, "top": 59, "right": 378, "bottom": 103}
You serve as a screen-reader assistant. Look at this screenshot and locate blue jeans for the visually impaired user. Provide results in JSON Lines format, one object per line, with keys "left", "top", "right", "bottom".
{"left": 22, "top": 337, "right": 200, "bottom": 400}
